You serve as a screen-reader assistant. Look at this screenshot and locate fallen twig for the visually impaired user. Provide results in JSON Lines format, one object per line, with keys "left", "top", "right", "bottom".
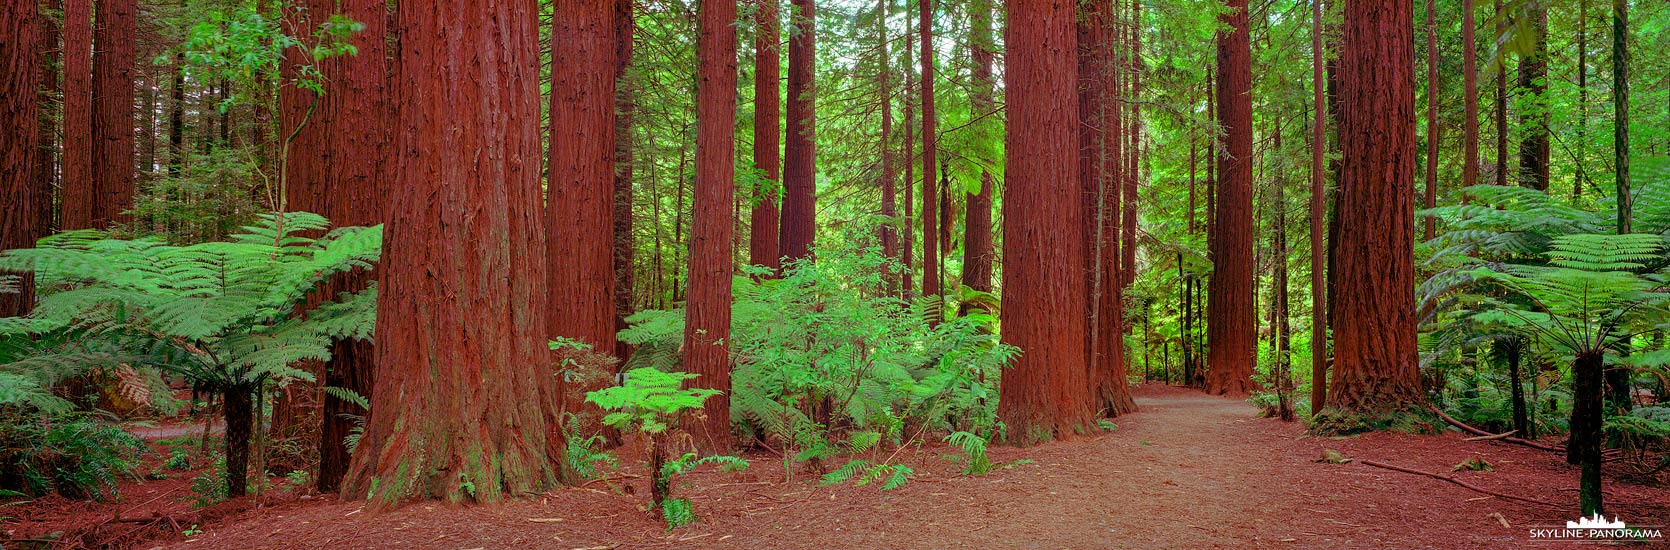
{"left": 1464, "top": 430, "right": 1517, "bottom": 442}
{"left": 1427, "top": 405, "right": 1564, "bottom": 453}
{"left": 1359, "top": 459, "right": 1562, "bottom": 507}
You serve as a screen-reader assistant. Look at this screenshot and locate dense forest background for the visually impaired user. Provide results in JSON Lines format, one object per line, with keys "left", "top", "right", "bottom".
{"left": 2, "top": 0, "right": 1670, "bottom": 530}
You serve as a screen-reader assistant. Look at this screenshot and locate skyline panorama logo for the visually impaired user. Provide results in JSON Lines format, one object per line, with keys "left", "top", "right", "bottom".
{"left": 1528, "top": 513, "right": 1664, "bottom": 542}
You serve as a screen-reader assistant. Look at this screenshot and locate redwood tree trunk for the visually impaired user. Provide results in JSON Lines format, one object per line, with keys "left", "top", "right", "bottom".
{"left": 684, "top": 0, "right": 740, "bottom": 452}
{"left": 1462, "top": 0, "right": 1478, "bottom": 198}
{"left": 1423, "top": 0, "right": 1438, "bottom": 240}
{"left": 961, "top": 0, "right": 994, "bottom": 294}
{"left": 91, "top": 0, "right": 136, "bottom": 227}
{"left": 59, "top": 0, "right": 92, "bottom": 230}
{"left": 1309, "top": 0, "right": 1328, "bottom": 414}
{"left": 1205, "top": 0, "right": 1256, "bottom": 396}
{"left": 1079, "top": 0, "right": 1132, "bottom": 417}
{"left": 918, "top": 0, "right": 939, "bottom": 301}
{"left": 315, "top": 0, "right": 391, "bottom": 494}
{"left": 902, "top": 31, "right": 915, "bottom": 297}
{"left": 342, "top": 0, "right": 561, "bottom": 508}
{"left": 778, "top": 0, "right": 815, "bottom": 263}
{"left": 548, "top": 1, "right": 619, "bottom": 358}
{"left": 1517, "top": 6, "right": 1549, "bottom": 191}
{"left": 999, "top": 0, "right": 1093, "bottom": 444}
{"left": 877, "top": 0, "right": 897, "bottom": 294}
{"left": 750, "top": 0, "right": 781, "bottom": 272}
{"left": 613, "top": 0, "right": 636, "bottom": 359}
{"left": 1, "top": 0, "right": 40, "bottom": 317}
{"left": 1324, "top": 0, "right": 1423, "bottom": 417}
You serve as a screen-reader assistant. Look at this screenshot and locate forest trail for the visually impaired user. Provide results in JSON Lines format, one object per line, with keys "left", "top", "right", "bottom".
{"left": 173, "top": 385, "right": 1670, "bottom": 549}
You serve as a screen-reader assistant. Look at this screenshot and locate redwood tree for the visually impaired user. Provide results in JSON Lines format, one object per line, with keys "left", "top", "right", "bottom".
{"left": 1, "top": 0, "right": 40, "bottom": 318}
{"left": 59, "top": 0, "right": 92, "bottom": 229}
{"left": 999, "top": 0, "right": 1092, "bottom": 443}
{"left": 1462, "top": 0, "right": 1478, "bottom": 199}
{"left": 1309, "top": 0, "right": 1327, "bottom": 414}
{"left": 613, "top": 0, "right": 636, "bottom": 359}
{"left": 548, "top": 1, "right": 619, "bottom": 357}
{"left": 961, "top": 0, "right": 994, "bottom": 294}
{"left": 1205, "top": 0, "right": 1256, "bottom": 396}
{"left": 1324, "top": 0, "right": 1423, "bottom": 417}
{"left": 751, "top": 0, "right": 782, "bottom": 272}
{"left": 1517, "top": 6, "right": 1549, "bottom": 191}
{"left": 877, "top": 0, "right": 898, "bottom": 292}
{"left": 91, "top": 0, "right": 136, "bottom": 227}
{"left": 315, "top": 0, "right": 392, "bottom": 493}
{"left": 778, "top": 0, "right": 816, "bottom": 262}
{"left": 684, "top": 0, "right": 740, "bottom": 452}
{"left": 918, "top": 0, "right": 939, "bottom": 300}
{"left": 342, "top": 0, "right": 562, "bottom": 508}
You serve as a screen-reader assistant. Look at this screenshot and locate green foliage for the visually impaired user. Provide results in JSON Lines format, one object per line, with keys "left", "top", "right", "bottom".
{"left": 945, "top": 431, "right": 993, "bottom": 476}
{"left": 0, "top": 415, "right": 143, "bottom": 501}
{"left": 586, "top": 367, "right": 720, "bottom": 435}
{"left": 189, "top": 455, "right": 228, "bottom": 508}
{"left": 563, "top": 430, "right": 618, "bottom": 481}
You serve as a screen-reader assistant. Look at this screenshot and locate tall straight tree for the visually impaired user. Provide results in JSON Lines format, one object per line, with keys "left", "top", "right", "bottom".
{"left": 1078, "top": 0, "right": 1132, "bottom": 417}
{"left": 877, "top": 0, "right": 898, "bottom": 292}
{"left": 961, "top": 0, "right": 994, "bottom": 293}
{"left": 1423, "top": 0, "right": 1438, "bottom": 240}
{"left": 60, "top": 0, "right": 92, "bottom": 230}
{"left": 1206, "top": 0, "right": 1256, "bottom": 396}
{"left": 548, "top": 1, "right": 619, "bottom": 357}
{"left": 779, "top": 0, "right": 816, "bottom": 262}
{"left": 315, "top": 0, "right": 392, "bottom": 494}
{"left": 1324, "top": 0, "right": 1422, "bottom": 416}
{"left": 684, "top": 0, "right": 740, "bottom": 451}
{"left": 1517, "top": 5, "right": 1549, "bottom": 191}
{"left": 1309, "top": 0, "right": 1327, "bottom": 414}
{"left": 35, "top": 0, "right": 59, "bottom": 239}
{"left": 1, "top": 0, "right": 40, "bottom": 318}
{"left": 342, "top": 0, "right": 562, "bottom": 508}
{"left": 1612, "top": 0, "right": 1629, "bottom": 233}
{"left": 1462, "top": 0, "right": 1478, "bottom": 200}
{"left": 613, "top": 0, "right": 636, "bottom": 359}
{"left": 918, "top": 0, "right": 940, "bottom": 301}
{"left": 751, "top": 0, "right": 782, "bottom": 272}
{"left": 91, "top": 0, "right": 136, "bottom": 227}
{"left": 901, "top": 29, "right": 915, "bottom": 296}
{"left": 1493, "top": 0, "right": 1507, "bottom": 186}
{"left": 1120, "top": 0, "right": 1139, "bottom": 291}
{"left": 999, "top": 0, "right": 1092, "bottom": 443}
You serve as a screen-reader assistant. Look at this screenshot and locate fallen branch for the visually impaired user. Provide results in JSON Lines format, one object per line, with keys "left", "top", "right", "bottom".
{"left": 1427, "top": 404, "right": 1565, "bottom": 453}
{"left": 1359, "top": 459, "right": 1562, "bottom": 508}
{"left": 1464, "top": 430, "right": 1516, "bottom": 442}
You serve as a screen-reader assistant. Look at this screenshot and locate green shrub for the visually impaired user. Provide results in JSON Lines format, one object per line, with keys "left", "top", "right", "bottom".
{"left": 0, "top": 415, "right": 143, "bottom": 501}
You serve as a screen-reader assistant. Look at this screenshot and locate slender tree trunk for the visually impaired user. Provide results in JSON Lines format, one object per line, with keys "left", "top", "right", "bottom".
{"left": 91, "top": 0, "right": 136, "bottom": 227}
{"left": 1080, "top": 0, "right": 1132, "bottom": 417}
{"left": 1325, "top": 0, "right": 1423, "bottom": 418}
{"left": 960, "top": 0, "right": 994, "bottom": 295}
{"left": 1273, "top": 159, "right": 1293, "bottom": 421}
{"left": 1517, "top": 6, "right": 1549, "bottom": 191}
{"left": 1, "top": 0, "right": 41, "bottom": 318}
{"left": 751, "top": 0, "right": 782, "bottom": 272}
{"left": 1493, "top": 0, "right": 1507, "bottom": 186}
{"left": 1575, "top": 0, "right": 1587, "bottom": 198}
{"left": 1462, "top": 0, "right": 1478, "bottom": 202}
{"left": 613, "top": 0, "right": 637, "bottom": 359}
{"left": 1309, "top": 0, "right": 1328, "bottom": 414}
{"left": 779, "top": 0, "right": 816, "bottom": 262}
{"left": 1206, "top": 0, "right": 1256, "bottom": 396}
{"left": 548, "top": 0, "right": 619, "bottom": 358}
{"left": 876, "top": 0, "right": 898, "bottom": 294}
{"left": 1423, "top": 0, "right": 1438, "bottom": 240}
{"left": 684, "top": 0, "right": 740, "bottom": 452}
{"left": 918, "top": 0, "right": 939, "bottom": 302}
{"left": 342, "top": 0, "right": 562, "bottom": 508}
{"left": 316, "top": 0, "right": 391, "bottom": 494}
{"left": 902, "top": 29, "right": 915, "bottom": 297}
{"left": 1504, "top": 338, "right": 1530, "bottom": 438}
{"left": 1120, "top": 0, "right": 1140, "bottom": 293}
{"left": 1570, "top": 350, "right": 1605, "bottom": 514}
{"left": 999, "top": 0, "right": 1093, "bottom": 444}
{"left": 36, "top": 0, "right": 59, "bottom": 237}
{"left": 60, "top": 0, "right": 92, "bottom": 229}
{"left": 1612, "top": 0, "right": 1629, "bottom": 233}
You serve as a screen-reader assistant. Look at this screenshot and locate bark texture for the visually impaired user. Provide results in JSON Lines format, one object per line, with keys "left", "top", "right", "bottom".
{"left": 91, "top": 0, "right": 136, "bottom": 227}
{"left": 60, "top": 0, "right": 92, "bottom": 230}
{"left": 918, "top": 0, "right": 939, "bottom": 300}
{"left": 1462, "top": 0, "right": 1478, "bottom": 198}
{"left": 960, "top": 0, "right": 994, "bottom": 294}
{"left": 1206, "top": 0, "right": 1256, "bottom": 396}
{"left": 751, "top": 0, "right": 781, "bottom": 272}
{"left": 1309, "top": 0, "right": 1328, "bottom": 414}
{"left": 683, "top": 0, "right": 739, "bottom": 452}
{"left": 613, "top": 0, "right": 636, "bottom": 359}
{"left": 778, "top": 0, "right": 816, "bottom": 262}
{"left": 342, "top": 0, "right": 561, "bottom": 509}
{"left": 1, "top": 0, "right": 41, "bottom": 317}
{"left": 999, "top": 0, "right": 1093, "bottom": 444}
{"left": 1516, "top": 6, "right": 1549, "bottom": 191}
{"left": 1324, "top": 0, "right": 1424, "bottom": 416}
{"left": 548, "top": 0, "right": 620, "bottom": 357}
{"left": 877, "top": 0, "right": 897, "bottom": 293}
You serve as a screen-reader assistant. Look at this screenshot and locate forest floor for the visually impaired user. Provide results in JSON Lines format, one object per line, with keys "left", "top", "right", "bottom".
{"left": 9, "top": 384, "right": 1670, "bottom": 549}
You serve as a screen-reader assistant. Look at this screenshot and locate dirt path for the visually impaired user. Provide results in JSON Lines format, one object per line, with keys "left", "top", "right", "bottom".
{"left": 161, "top": 385, "right": 1669, "bottom": 549}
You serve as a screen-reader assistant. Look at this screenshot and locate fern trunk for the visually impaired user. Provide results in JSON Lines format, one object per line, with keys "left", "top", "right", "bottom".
{"left": 222, "top": 382, "right": 255, "bottom": 498}
{"left": 1506, "top": 340, "right": 1530, "bottom": 439}
{"left": 1570, "top": 351, "right": 1605, "bottom": 514}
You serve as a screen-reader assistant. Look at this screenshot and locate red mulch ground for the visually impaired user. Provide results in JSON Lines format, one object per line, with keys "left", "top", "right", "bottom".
{"left": 7, "top": 384, "right": 1668, "bottom": 549}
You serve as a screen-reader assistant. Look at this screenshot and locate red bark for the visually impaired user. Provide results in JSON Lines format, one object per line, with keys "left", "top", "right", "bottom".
{"left": 613, "top": 0, "right": 636, "bottom": 359}
{"left": 1309, "top": 0, "right": 1328, "bottom": 414}
{"left": 1120, "top": 0, "right": 1139, "bottom": 292}
{"left": 1424, "top": 0, "right": 1438, "bottom": 241}
{"left": 918, "top": 0, "right": 939, "bottom": 300}
{"left": 778, "top": 0, "right": 815, "bottom": 263}
{"left": 59, "top": 0, "right": 91, "bottom": 229}
{"left": 1, "top": 0, "right": 41, "bottom": 318}
{"left": 877, "top": 0, "right": 898, "bottom": 293}
{"left": 960, "top": 0, "right": 994, "bottom": 294}
{"left": 548, "top": 1, "right": 619, "bottom": 357}
{"left": 1205, "top": 0, "right": 1256, "bottom": 396}
{"left": 36, "top": 0, "right": 58, "bottom": 238}
{"left": 684, "top": 0, "right": 740, "bottom": 452}
{"left": 1462, "top": 0, "right": 1477, "bottom": 200}
{"left": 751, "top": 0, "right": 781, "bottom": 272}
{"left": 315, "top": 0, "right": 392, "bottom": 493}
{"left": 1078, "top": 0, "right": 1132, "bottom": 417}
{"left": 902, "top": 29, "right": 915, "bottom": 297}
{"left": 91, "top": 0, "right": 135, "bottom": 227}
{"left": 999, "top": 0, "right": 1093, "bottom": 444}
{"left": 1325, "top": 0, "right": 1423, "bottom": 415}
{"left": 341, "top": 0, "right": 561, "bottom": 508}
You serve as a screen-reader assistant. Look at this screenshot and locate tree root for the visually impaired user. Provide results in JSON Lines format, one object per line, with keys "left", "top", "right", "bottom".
{"left": 1426, "top": 404, "right": 1565, "bottom": 453}
{"left": 1359, "top": 459, "right": 1562, "bottom": 508}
